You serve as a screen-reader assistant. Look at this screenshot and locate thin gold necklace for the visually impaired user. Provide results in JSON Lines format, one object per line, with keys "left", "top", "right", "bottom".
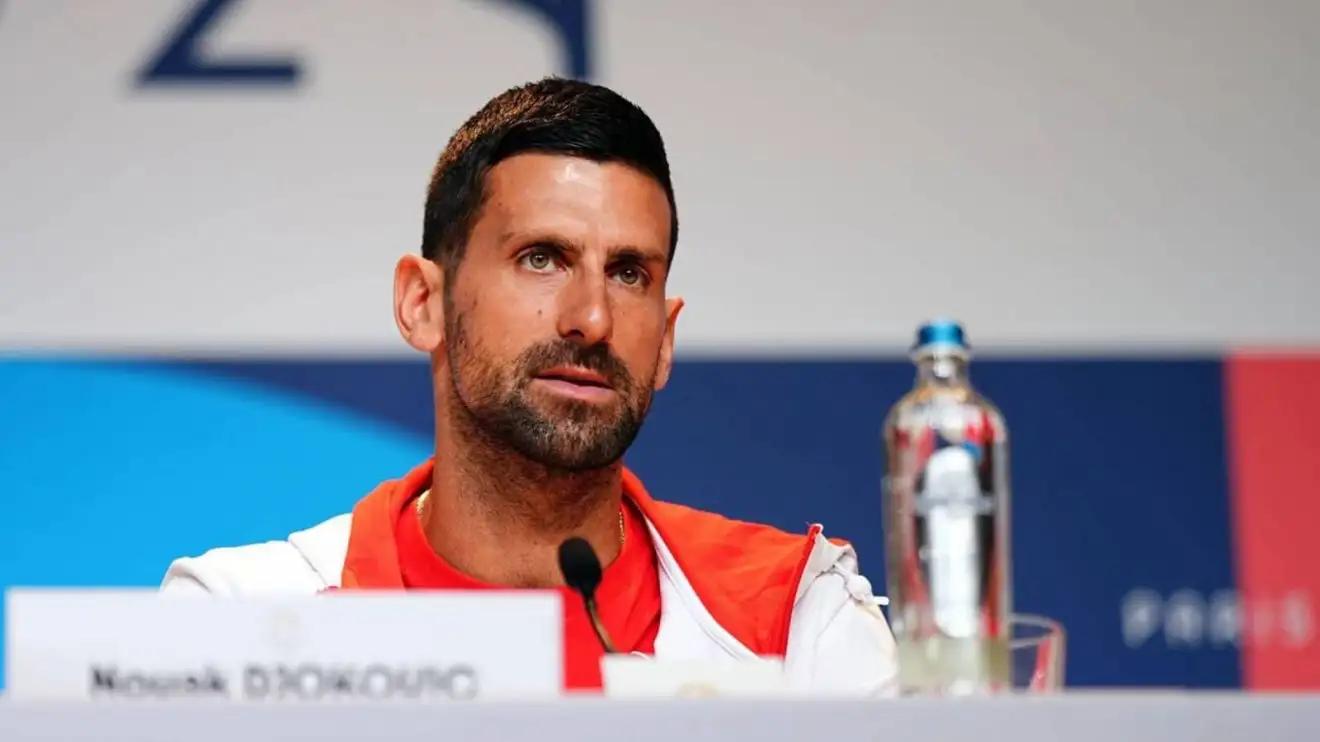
{"left": 415, "top": 489, "right": 626, "bottom": 546}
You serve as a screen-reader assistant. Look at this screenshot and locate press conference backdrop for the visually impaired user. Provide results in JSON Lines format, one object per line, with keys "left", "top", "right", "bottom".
{"left": 2, "top": 0, "right": 1319, "bottom": 692}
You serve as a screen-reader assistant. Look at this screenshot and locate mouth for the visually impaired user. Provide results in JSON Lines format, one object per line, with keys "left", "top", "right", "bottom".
{"left": 532, "top": 366, "right": 617, "bottom": 403}
{"left": 535, "top": 367, "right": 613, "bottom": 389}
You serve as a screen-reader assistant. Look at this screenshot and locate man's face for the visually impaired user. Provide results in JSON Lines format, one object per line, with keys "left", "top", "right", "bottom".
{"left": 442, "top": 153, "right": 679, "bottom": 471}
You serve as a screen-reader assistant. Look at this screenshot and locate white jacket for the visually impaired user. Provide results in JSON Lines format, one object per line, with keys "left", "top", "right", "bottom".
{"left": 162, "top": 498, "right": 899, "bottom": 696}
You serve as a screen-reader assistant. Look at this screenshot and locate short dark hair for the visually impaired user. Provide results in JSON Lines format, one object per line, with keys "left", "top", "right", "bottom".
{"left": 421, "top": 77, "right": 678, "bottom": 275}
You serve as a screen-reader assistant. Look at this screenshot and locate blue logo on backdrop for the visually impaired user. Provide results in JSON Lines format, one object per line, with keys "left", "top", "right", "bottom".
{"left": 484, "top": 0, "right": 591, "bottom": 80}
{"left": 135, "top": 0, "right": 300, "bottom": 86}
{"left": 132, "top": 0, "right": 592, "bottom": 88}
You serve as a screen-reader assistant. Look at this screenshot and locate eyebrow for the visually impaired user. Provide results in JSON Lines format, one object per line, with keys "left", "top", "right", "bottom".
{"left": 609, "top": 245, "right": 668, "bottom": 266}
{"left": 501, "top": 231, "right": 667, "bottom": 265}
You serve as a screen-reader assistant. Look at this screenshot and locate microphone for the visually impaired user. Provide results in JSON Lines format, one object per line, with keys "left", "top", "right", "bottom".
{"left": 557, "top": 536, "right": 617, "bottom": 654}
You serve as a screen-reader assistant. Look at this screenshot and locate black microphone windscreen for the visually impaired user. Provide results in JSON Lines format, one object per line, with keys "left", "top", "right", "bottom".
{"left": 557, "top": 537, "right": 603, "bottom": 597}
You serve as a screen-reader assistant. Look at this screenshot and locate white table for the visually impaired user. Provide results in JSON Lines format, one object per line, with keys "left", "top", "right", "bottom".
{"left": 0, "top": 692, "right": 1317, "bottom": 741}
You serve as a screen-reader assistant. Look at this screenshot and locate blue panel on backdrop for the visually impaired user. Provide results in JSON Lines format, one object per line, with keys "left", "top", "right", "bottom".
{"left": 0, "top": 357, "right": 1239, "bottom": 690}
{"left": 973, "top": 359, "right": 1237, "bottom": 689}
{"left": 0, "top": 360, "right": 432, "bottom": 690}
{"left": 183, "top": 358, "right": 437, "bottom": 436}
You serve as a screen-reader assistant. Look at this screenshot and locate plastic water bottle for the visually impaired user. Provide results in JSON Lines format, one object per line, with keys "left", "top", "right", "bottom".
{"left": 881, "top": 319, "right": 1012, "bottom": 695}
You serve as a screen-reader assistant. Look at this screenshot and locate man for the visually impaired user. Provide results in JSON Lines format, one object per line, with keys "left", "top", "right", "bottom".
{"left": 162, "top": 77, "right": 899, "bottom": 695}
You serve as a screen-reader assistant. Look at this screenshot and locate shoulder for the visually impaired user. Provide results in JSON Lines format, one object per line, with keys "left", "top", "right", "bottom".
{"left": 641, "top": 500, "right": 861, "bottom": 629}
{"left": 644, "top": 498, "right": 831, "bottom": 555}
{"left": 159, "top": 514, "right": 353, "bottom": 595}
{"left": 643, "top": 498, "right": 855, "bottom": 591}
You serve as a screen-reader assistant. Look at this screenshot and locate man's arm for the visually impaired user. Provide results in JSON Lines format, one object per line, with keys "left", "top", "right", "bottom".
{"left": 159, "top": 558, "right": 218, "bottom": 594}
{"left": 155, "top": 541, "right": 331, "bottom": 596}
{"left": 785, "top": 554, "right": 901, "bottom": 696}
{"left": 809, "top": 594, "right": 901, "bottom": 696}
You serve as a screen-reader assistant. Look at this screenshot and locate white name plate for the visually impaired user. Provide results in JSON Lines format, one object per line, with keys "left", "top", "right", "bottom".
{"left": 4, "top": 588, "right": 563, "bottom": 703}
{"left": 600, "top": 654, "right": 789, "bottom": 699}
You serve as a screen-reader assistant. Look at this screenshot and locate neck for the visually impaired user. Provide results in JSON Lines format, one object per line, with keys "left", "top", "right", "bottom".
{"left": 422, "top": 408, "right": 626, "bottom": 588}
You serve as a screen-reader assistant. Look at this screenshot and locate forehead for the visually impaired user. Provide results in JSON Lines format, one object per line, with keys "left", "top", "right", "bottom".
{"left": 476, "top": 153, "right": 672, "bottom": 250}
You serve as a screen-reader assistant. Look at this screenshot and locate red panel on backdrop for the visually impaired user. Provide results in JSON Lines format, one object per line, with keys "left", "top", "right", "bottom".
{"left": 1226, "top": 355, "right": 1320, "bottom": 690}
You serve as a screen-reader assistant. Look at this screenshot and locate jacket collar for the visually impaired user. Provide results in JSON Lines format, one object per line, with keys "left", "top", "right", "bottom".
{"left": 339, "top": 458, "right": 827, "bottom": 656}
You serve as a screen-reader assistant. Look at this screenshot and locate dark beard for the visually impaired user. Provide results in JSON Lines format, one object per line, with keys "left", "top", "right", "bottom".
{"left": 445, "top": 311, "right": 653, "bottom": 472}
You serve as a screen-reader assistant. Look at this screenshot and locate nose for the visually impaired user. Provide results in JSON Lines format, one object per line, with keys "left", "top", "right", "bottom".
{"left": 556, "top": 268, "right": 614, "bottom": 347}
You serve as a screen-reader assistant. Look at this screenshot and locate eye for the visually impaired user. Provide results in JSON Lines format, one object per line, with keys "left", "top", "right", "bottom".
{"left": 520, "top": 247, "right": 558, "bottom": 272}
{"left": 613, "top": 265, "right": 649, "bottom": 287}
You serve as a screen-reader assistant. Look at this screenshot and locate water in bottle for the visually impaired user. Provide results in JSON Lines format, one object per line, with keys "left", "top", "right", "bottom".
{"left": 882, "top": 319, "right": 1012, "bottom": 695}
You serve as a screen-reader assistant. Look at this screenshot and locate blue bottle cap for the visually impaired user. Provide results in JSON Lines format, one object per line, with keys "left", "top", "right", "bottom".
{"left": 913, "top": 318, "right": 970, "bottom": 352}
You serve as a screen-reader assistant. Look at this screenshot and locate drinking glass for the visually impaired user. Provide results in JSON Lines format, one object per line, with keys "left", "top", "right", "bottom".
{"left": 1007, "top": 613, "right": 1066, "bottom": 692}
{"left": 892, "top": 612, "right": 1066, "bottom": 695}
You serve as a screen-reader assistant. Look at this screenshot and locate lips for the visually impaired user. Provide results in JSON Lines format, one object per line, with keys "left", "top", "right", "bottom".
{"left": 535, "top": 366, "right": 613, "bottom": 389}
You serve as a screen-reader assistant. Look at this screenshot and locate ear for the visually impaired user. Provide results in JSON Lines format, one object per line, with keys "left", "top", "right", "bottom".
{"left": 393, "top": 254, "right": 446, "bottom": 353}
{"left": 653, "top": 296, "right": 685, "bottom": 390}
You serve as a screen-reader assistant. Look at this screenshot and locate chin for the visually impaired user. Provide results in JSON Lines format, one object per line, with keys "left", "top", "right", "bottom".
{"left": 534, "top": 400, "right": 624, "bottom": 430}
{"left": 525, "top": 449, "right": 625, "bottom": 473}
{"left": 518, "top": 428, "right": 631, "bottom": 471}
